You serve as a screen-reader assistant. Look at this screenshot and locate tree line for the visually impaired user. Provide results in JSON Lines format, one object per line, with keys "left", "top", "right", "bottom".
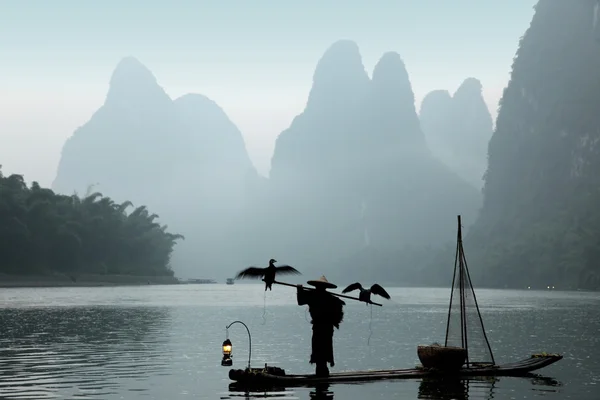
{"left": 0, "top": 166, "right": 183, "bottom": 277}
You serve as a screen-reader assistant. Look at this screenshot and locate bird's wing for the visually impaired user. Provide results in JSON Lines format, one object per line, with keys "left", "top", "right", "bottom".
{"left": 342, "top": 282, "right": 363, "bottom": 293}
{"left": 235, "top": 267, "right": 266, "bottom": 280}
{"left": 370, "top": 284, "right": 391, "bottom": 299}
{"left": 274, "top": 265, "right": 302, "bottom": 275}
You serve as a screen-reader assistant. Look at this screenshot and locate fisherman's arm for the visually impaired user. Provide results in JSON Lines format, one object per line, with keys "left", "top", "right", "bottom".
{"left": 296, "top": 285, "right": 310, "bottom": 305}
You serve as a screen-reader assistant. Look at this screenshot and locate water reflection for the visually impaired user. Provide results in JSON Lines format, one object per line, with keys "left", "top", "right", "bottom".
{"left": 418, "top": 377, "right": 471, "bottom": 400}
{"left": 418, "top": 377, "right": 495, "bottom": 400}
{"left": 226, "top": 383, "right": 333, "bottom": 400}
{"left": 528, "top": 374, "right": 563, "bottom": 395}
{"left": 227, "top": 383, "right": 293, "bottom": 399}
{"left": 0, "top": 306, "right": 171, "bottom": 399}
{"left": 308, "top": 383, "right": 333, "bottom": 399}
{"left": 416, "top": 374, "right": 563, "bottom": 400}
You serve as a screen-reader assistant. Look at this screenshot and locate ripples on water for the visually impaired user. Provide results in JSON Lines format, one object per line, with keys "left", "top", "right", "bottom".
{"left": 0, "top": 285, "right": 598, "bottom": 399}
{"left": 0, "top": 307, "right": 172, "bottom": 399}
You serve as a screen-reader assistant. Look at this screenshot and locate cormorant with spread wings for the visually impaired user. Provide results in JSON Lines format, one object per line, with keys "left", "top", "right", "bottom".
{"left": 341, "top": 282, "right": 391, "bottom": 305}
{"left": 235, "top": 259, "right": 301, "bottom": 290}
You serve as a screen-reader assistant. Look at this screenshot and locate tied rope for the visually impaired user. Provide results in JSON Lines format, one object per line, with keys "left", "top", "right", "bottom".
{"left": 261, "top": 290, "right": 267, "bottom": 325}
{"left": 367, "top": 303, "right": 373, "bottom": 346}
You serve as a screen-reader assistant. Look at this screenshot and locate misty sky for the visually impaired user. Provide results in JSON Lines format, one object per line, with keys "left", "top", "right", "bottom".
{"left": 0, "top": 0, "right": 536, "bottom": 187}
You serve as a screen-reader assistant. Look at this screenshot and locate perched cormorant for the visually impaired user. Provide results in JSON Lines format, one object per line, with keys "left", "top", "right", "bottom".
{"left": 235, "top": 259, "right": 301, "bottom": 290}
{"left": 341, "top": 282, "right": 391, "bottom": 305}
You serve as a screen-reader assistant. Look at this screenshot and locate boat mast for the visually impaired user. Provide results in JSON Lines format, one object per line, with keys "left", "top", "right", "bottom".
{"left": 444, "top": 221, "right": 460, "bottom": 347}
{"left": 445, "top": 215, "right": 496, "bottom": 367}
{"left": 458, "top": 216, "right": 469, "bottom": 365}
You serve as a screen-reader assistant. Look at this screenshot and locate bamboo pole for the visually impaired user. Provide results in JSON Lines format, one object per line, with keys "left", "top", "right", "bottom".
{"left": 266, "top": 279, "right": 383, "bottom": 306}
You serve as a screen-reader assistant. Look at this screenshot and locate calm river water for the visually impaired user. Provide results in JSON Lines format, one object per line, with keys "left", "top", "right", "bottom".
{"left": 0, "top": 284, "right": 598, "bottom": 399}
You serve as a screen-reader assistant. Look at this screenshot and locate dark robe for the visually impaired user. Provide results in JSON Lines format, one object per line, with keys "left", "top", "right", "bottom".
{"left": 297, "top": 287, "right": 345, "bottom": 368}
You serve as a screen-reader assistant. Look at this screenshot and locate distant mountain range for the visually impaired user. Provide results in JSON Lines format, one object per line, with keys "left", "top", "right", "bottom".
{"left": 52, "top": 40, "right": 493, "bottom": 283}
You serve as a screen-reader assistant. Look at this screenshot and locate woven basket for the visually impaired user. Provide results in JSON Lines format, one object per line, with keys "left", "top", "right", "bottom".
{"left": 417, "top": 344, "right": 467, "bottom": 371}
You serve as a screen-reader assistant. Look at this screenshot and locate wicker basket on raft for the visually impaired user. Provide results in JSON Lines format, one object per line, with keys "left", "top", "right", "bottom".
{"left": 417, "top": 343, "right": 467, "bottom": 371}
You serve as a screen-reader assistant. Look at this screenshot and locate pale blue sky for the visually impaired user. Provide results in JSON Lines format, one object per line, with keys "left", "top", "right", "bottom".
{"left": 0, "top": 0, "right": 536, "bottom": 186}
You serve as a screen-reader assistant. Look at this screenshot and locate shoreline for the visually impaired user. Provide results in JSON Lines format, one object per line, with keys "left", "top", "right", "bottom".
{"left": 0, "top": 274, "right": 596, "bottom": 292}
{"left": 0, "top": 273, "right": 180, "bottom": 288}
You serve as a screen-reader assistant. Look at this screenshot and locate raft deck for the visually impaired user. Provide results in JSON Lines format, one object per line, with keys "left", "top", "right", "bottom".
{"left": 228, "top": 354, "right": 562, "bottom": 386}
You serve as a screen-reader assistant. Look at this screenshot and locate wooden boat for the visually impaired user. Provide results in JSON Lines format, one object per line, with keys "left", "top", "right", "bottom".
{"left": 228, "top": 215, "right": 563, "bottom": 386}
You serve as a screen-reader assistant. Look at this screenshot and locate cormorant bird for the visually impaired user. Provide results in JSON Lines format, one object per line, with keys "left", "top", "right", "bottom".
{"left": 235, "top": 259, "right": 301, "bottom": 291}
{"left": 342, "top": 282, "right": 391, "bottom": 305}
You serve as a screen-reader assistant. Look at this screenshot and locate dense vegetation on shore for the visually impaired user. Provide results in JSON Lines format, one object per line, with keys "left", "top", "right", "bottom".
{"left": 0, "top": 166, "right": 183, "bottom": 277}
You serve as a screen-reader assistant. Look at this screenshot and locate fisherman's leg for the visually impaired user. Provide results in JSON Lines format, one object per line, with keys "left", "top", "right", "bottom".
{"left": 326, "top": 327, "right": 335, "bottom": 367}
{"left": 316, "top": 324, "right": 335, "bottom": 367}
{"left": 310, "top": 328, "right": 319, "bottom": 364}
{"left": 315, "top": 361, "right": 329, "bottom": 377}
{"left": 312, "top": 324, "right": 335, "bottom": 370}
{"left": 311, "top": 325, "right": 330, "bottom": 374}
{"left": 314, "top": 336, "right": 330, "bottom": 377}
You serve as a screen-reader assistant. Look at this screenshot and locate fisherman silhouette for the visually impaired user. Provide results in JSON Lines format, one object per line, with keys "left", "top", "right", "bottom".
{"left": 297, "top": 276, "right": 345, "bottom": 378}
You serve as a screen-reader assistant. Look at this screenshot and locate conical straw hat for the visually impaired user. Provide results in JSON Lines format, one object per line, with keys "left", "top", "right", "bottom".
{"left": 307, "top": 275, "right": 337, "bottom": 289}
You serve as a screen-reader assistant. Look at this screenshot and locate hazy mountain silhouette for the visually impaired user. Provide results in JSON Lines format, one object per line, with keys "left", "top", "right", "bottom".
{"left": 466, "top": 0, "right": 600, "bottom": 289}
{"left": 52, "top": 57, "right": 256, "bottom": 278}
{"left": 419, "top": 77, "right": 493, "bottom": 189}
{"left": 53, "top": 45, "right": 482, "bottom": 282}
{"left": 266, "top": 40, "right": 371, "bottom": 278}
{"left": 53, "top": 57, "right": 177, "bottom": 204}
{"left": 267, "top": 41, "right": 481, "bottom": 282}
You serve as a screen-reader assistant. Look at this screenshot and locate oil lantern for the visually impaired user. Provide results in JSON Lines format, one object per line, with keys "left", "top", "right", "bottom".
{"left": 221, "top": 339, "right": 233, "bottom": 366}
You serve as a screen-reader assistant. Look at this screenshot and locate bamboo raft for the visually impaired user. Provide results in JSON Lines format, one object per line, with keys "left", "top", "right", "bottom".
{"left": 228, "top": 354, "right": 562, "bottom": 386}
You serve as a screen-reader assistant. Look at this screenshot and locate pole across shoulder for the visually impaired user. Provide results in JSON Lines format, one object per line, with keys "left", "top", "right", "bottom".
{"left": 270, "top": 279, "right": 383, "bottom": 306}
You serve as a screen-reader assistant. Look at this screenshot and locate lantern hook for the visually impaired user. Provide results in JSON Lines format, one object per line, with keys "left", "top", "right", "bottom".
{"left": 225, "top": 320, "right": 252, "bottom": 370}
